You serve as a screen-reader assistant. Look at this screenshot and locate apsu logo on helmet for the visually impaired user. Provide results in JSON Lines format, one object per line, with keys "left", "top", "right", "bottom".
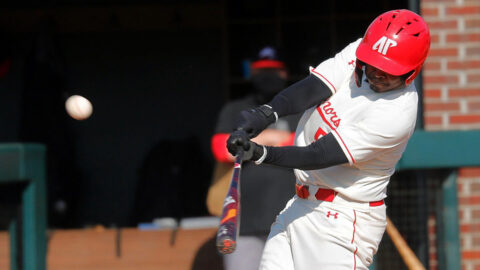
{"left": 372, "top": 36, "right": 397, "bottom": 55}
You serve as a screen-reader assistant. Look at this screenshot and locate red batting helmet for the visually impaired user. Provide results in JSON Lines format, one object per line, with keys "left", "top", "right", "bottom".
{"left": 355, "top": 9, "right": 430, "bottom": 86}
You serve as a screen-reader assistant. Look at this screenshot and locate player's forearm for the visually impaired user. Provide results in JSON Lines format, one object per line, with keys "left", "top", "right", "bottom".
{"left": 268, "top": 74, "right": 333, "bottom": 117}
{"left": 261, "top": 133, "right": 348, "bottom": 170}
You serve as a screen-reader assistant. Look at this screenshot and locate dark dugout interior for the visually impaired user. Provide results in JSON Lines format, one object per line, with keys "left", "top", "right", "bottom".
{"left": 0, "top": 0, "right": 407, "bottom": 228}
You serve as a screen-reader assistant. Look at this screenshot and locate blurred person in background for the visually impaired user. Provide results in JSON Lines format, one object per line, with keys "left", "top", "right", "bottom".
{"left": 208, "top": 46, "right": 300, "bottom": 270}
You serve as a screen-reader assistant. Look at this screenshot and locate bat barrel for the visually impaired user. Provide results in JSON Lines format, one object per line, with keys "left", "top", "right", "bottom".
{"left": 216, "top": 236, "right": 237, "bottom": 254}
{"left": 216, "top": 215, "right": 239, "bottom": 254}
{"left": 216, "top": 151, "right": 243, "bottom": 255}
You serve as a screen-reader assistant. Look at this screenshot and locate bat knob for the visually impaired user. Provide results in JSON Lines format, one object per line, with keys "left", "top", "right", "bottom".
{"left": 216, "top": 238, "right": 236, "bottom": 254}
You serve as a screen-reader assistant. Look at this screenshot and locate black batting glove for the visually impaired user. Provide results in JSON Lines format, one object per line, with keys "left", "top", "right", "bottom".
{"left": 236, "top": 105, "right": 277, "bottom": 138}
{"left": 227, "top": 130, "right": 265, "bottom": 162}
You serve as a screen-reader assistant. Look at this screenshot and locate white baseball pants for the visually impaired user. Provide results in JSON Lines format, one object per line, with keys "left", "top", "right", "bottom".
{"left": 259, "top": 196, "right": 387, "bottom": 270}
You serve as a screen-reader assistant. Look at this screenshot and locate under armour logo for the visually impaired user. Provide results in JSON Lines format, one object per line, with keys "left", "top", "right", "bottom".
{"left": 326, "top": 211, "right": 338, "bottom": 219}
{"left": 348, "top": 60, "right": 355, "bottom": 66}
{"left": 372, "top": 36, "right": 397, "bottom": 55}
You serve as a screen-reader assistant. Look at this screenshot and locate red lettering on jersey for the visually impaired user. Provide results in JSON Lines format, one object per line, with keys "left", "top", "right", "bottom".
{"left": 319, "top": 102, "right": 341, "bottom": 128}
{"left": 325, "top": 107, "right": 334, "bottom": 114}
{"left": 316, "top": 102, "right": 356, "bottom": 164}
{"left": 314, "top": 127, "right": 327, "bottom": 140}
{"left": 331, "top": 116, "right": 341, "bottom": 127}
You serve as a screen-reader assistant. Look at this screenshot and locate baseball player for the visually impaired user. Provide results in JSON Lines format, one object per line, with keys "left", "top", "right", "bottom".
{"left": 226, "top": 9, "right": 430, "bottom": 270}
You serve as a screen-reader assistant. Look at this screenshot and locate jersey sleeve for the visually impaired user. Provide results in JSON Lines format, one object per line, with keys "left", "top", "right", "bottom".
{"left": 332, "top": 103, "right": 417, "bottom": 165}
{"left": 310, "top": 38, "right": 362, "bottom": 95}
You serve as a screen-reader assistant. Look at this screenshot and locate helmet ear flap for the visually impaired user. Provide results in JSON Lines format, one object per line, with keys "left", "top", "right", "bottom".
{"left": 404, "top": 66, "right": 422, "bottom": 86}
{"left": 354, "top": 59, "right": 364, "bottom": 87}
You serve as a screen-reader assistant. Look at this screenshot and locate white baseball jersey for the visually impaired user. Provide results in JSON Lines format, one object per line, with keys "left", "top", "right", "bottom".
{"left": 293, "top": 38, "right": 418, "bottom": 202}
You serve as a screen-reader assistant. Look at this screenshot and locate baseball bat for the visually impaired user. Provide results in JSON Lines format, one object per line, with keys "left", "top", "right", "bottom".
{"left": 216, "top": 151, "right": 243, "bottom": 254}
{"left": 386, "top": 216, "right": 426, "bottom": 270}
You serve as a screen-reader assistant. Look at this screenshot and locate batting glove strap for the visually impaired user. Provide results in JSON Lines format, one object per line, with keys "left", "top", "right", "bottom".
{"left": 260, "top": 104, "right": 278, "bottom": 123}
{"left": 254, "top": 146, "right": 267, "bottom": 165}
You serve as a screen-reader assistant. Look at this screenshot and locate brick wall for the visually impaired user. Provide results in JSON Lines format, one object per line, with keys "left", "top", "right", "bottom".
{"left": 421, "top": 0, "right": 480, "bottom": 269}
{"left": 422, "top": 0, "right": 480, "bottom": 130}
{"left": 458, "top": 168, "right": 480, "bottom": 270}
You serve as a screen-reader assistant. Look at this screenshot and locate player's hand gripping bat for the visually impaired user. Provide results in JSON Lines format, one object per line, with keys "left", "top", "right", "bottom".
{"left": 216, "top": 150, "right": 243, "bottom": 254}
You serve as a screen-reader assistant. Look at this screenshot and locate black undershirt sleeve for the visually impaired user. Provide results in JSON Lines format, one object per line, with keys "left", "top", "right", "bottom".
{"left": 268, "top": 74, "right": 333, "bottom": 117}
{"left": 262, "top": 133, "right": 349, "bottom": 170}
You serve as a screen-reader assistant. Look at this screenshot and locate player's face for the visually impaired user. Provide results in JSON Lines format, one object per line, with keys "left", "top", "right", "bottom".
{"left": 365, "top": 64, "right": 405, "bottom": 93}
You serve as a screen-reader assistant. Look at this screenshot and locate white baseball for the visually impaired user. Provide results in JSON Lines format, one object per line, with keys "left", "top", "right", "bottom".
{"left": 65, "top": 95, "right": 93, "bottom": 121}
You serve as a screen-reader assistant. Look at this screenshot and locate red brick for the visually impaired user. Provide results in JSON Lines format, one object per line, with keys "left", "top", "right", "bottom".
{"left": 472, "top": 182, "right": 480, "bottom": 192}
{"left": 460, "top": 224, "right": 476, "bottom": 233}
{"left": 447, "top": 33, "right": 480, "bottom": 43}
{"left": 459, "top": 167, "right": 480, "bottom": 177}
{"left": 448, "top": 60, "right": 480, "bottom": 70}
{"left": 428, "top": 215, "right": 437, "bottom": 231}
{"left": 472, "top": 209, "right": 480, "bottom": 219}
{"left": 428, "top": 48, "right": 458, "bottom": 57}
{"left": 424, "top": 89, "right": 442, "bottom": 98}
{"left": 422, "top": 7, "right": 439, "bottom": 16}
{"left": 424, "top": 75, "right": 459, "bottom": 84}
{"left": 446, "top": 6, "right": 480, "bottom": 15}
{"left": 459, "top": 196, "right": 480, "bottom": 205}
{"left": 449, "top": 89, "right": 480, "bottom": 98}
{"left": 468, "top": 74, "right": 480, "bottom": 83}
{"left": 473, "top": 235, "right": 480, "bottom": 247}
{"left": 463, "top": 250, "right": 480, "bottom": 259}
{"left": 427, "top": 20, "right": 457, "bottom": 29}
{"left": 466, "top": 18, "right": 480, "bottom": 29}
{"left": 425, "top": 116, "right": 442, "bottom": 125}
{"left": 424, "top": 101, "right": 460, "bottom": 111}
{"left": 467, "top": 47, "right": 480, "bottom": 56}
{"left": 450, "top": 114, "right": 480, "bottom": 124}
{"left": 430, "top": 34, "right": 440, "bottom": 44}
{"left": 424, "top": 61, "right": 441, "bottom": 70}
{"left": 470, "top": 102, "right": 480, "bottom": 111}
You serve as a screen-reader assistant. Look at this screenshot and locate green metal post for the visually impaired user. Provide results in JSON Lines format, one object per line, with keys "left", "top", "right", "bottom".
{"left": 21, "top": 146, "right": 47, "bottom": 270}
{"left": 0, "top": 144, "right": 47, "bottom": 270}
{"left": 8, "top": 219, "right": 18, "bottom": 270}
{"left": 439, "top": 170, "right": 461, "bottom": 270}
